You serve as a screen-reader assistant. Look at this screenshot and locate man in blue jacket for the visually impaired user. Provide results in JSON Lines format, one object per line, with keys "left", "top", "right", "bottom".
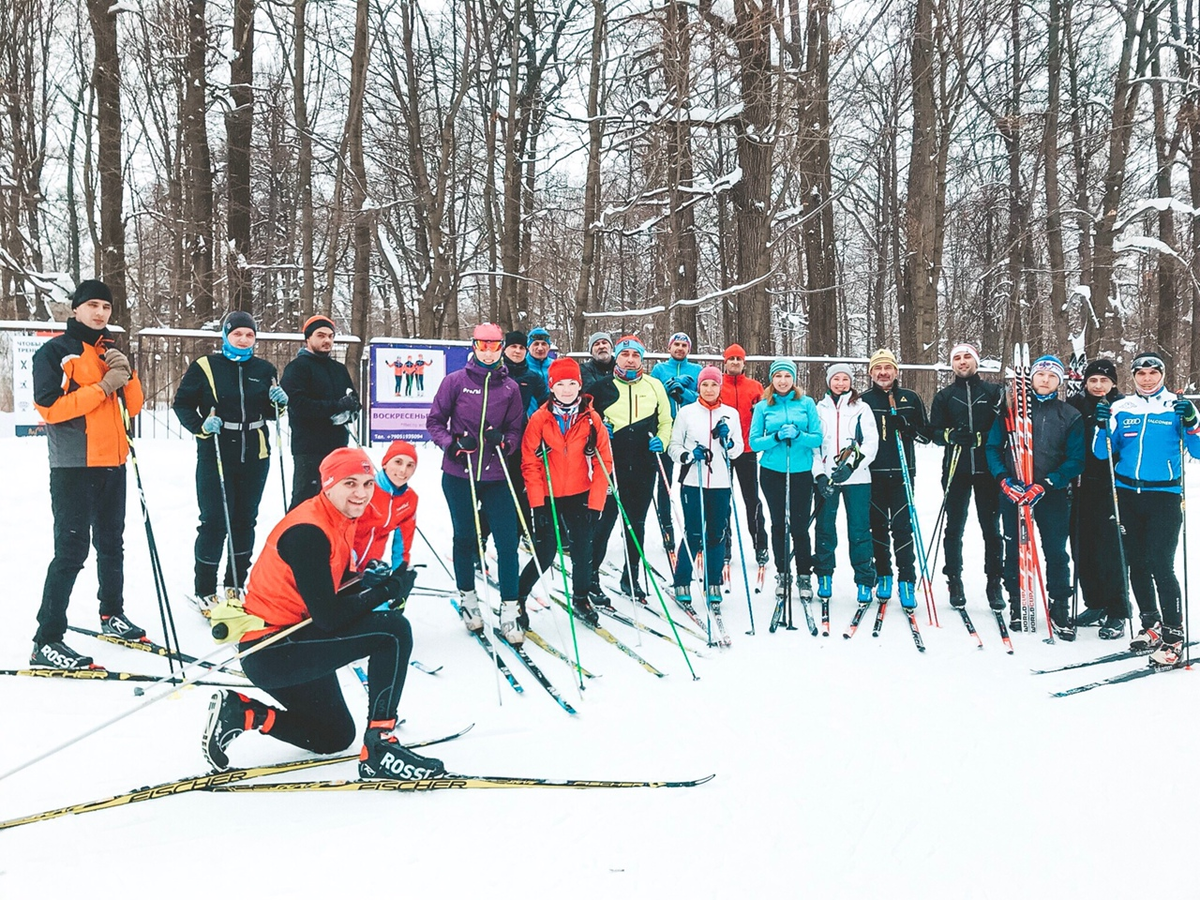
{"left": 648, "top": 333, "right": 702, "bottom": 555}
{"left": 1093, "top": 352, "right": 1200, "bottom": 667}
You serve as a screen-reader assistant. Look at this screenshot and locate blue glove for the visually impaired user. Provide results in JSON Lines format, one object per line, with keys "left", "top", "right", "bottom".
{"left": 691, "top": 444, "right": 712, "bottom": 464}
{"left": 721, "top": 436, "right": 735, "bottom": 450}
{"left": 1094, "top": 402, "right": 1111, "bottom": 429}
{"left": 662, "top": 376, "right": 679, "bottom": 394}
{"left": 605, "top": 422, "right": 614, "bottom": 439}
{"left": 269, "top": 385, "right": 288, "bottom": 406}
{"left": 1174, "top": 398, "right": 1198, "bottom": 426}
{"left": 201, "top": 415, "right": 223, "bottom": 435}
{"left": 712, "top": 421, "right": 730, "bottom": 441}
{"left": 777, "top": 423, "right": 799, "bottom": 442}
{"left": 648, "top": 436, "right": 664, "bottom": 453}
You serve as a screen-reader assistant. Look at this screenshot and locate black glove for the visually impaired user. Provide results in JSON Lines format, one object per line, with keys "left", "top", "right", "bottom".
{"left": 815, "top": 474, "right": 834, "bottom": 498}
{"left": 830, "top": 461, "right": 853, "bottom": 484}
{"left": 533, "top": 505, "right": 554, "bottom": 536}
{"left": 389, "top": 565, "right": 418, "bottom": 611}
{"left": 947, "top": 427, "right": 978, "bottom": 447}
{"left": 335, "top": 391, "right": 361, "bottom": 414}
{"left": 361, "top": 558, "right": 392, "bottom": 590}
{"left": 452, "top": 434, "right": 479, "bottom": 457}
{"left": 584, "top": 430, "right": 598, "bottom": 458}
{"left": 483, "top": 426, "right": 505, "bottom": 449}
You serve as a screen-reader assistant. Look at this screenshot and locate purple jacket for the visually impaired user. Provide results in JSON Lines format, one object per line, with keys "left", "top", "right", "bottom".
{"left": 427, "top": 356, "right": 525, "bottom": 481}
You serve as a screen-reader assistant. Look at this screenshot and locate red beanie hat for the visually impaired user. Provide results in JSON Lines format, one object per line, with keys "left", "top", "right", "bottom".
{"left": 698, "top": 365, "right": 723, "bottom": 386}
{"left": 548, "top": 356, "right": 582, "bottom": 387}
{"left": 724, "top": 343, "right": 746, "bottom": 360}
{"left": 320, "top": 447, "right": 374, "bottom": 490}
{"left": 382, "top": 439, "right": 418, "bottom": 468}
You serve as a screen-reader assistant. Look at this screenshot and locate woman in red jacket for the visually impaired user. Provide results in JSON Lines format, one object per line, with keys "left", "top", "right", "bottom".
{"left": 518, "top": 357, "right": 613, "bottom": 633}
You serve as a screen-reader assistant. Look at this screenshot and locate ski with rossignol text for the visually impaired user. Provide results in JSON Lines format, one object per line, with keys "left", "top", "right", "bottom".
{"left": 0, "top": 724, "right": 474, "bottom": 831}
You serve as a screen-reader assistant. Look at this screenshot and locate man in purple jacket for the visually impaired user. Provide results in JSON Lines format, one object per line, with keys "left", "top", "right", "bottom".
{"left": 426, "top": 323, "right": 526, "bottom": 641}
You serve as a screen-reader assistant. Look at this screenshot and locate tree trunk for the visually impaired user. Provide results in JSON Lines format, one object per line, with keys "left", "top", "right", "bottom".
{"left": 571, "top": 0, "right": 605, "bottom": 343}
{"left": 226, "top": 0, "right": 254, "bottom": 312}
{"left": 346, "top": 0, "right": 370, "bottom": 386}
{"left": 183, "top": 0, "right": 213, "bottom": 325}
{"left": 1044, "top": 0, "right": 1068, "bottom": 350}
{"left": 664, "top": 0, "right": 699, "bottom": 341}
{"left": 293, "top": 0, "right": 315, "bottom": 319}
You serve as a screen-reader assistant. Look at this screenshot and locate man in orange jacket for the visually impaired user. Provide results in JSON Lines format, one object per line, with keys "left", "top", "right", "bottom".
{"left": 31, "top": 280, "right": 146, "bottom": 669}
{"left": 719, "top": 344, "right": 769, "bottom": 568}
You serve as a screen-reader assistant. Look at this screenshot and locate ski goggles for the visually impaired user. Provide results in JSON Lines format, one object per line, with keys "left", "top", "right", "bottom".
{"left": 472, "top": 339, "right": 503, "bottom": 352}
{"left": 1131, "top": 353, "right": 1165, "bottom": 373}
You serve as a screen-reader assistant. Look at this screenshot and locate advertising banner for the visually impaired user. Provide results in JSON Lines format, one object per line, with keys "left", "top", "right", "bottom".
{"left": 368, "top": 338, "right": 471, "bottom": 443}
{"left": 13, "top": 332, "right": 53, "bottom": 436}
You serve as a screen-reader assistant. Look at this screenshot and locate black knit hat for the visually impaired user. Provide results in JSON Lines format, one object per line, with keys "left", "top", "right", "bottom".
{"left": 1082, "top": 358, "right": 1117, "bottom": 382}
{"left": 223, "top": 310, "right": 257, "bottom": 335}
{"left": 504, "top": 330, "right": 527, "bottom": 349}
{"left": 71, "top": 279, "right": 112, "bottom": 309}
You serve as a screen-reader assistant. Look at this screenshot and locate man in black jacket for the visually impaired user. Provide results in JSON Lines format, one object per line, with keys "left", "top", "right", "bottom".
{"left": 579, "top": 332, "right": 618, "bottom": 415}
{"left": 503, "top": 330, "right": 550, "bottom": 418}
{"left": 280, "top": 315, "right": 359, "bottom": 509}
{"left": 986, "top": 355, "right": 1084, "bottom": 637}
{"left": 861, "top": 349, "right": 930, "bottom": 609}
{"left": 928, "top": 342, "right": 1005, "bottom": 608}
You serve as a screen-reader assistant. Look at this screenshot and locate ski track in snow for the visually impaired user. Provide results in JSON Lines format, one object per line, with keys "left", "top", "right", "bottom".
{"left": 0, "top": 432, "right": 1196, "bottom": 898}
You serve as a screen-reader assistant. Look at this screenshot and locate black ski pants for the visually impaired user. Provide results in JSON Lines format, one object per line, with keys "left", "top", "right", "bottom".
{"left": 722, "top": 451, "right": 768, "bottom": 561}
{"left": 870, "top": 473, "right": 916, "bottom": 583}
{"left": 240, "top": 610, "right": 412, "bottom": 754}
{"left": 194, "top": 445, "right": 270, "bottom": 596}
{"left": 519, "top": 493, "right": 596, "bottom": 600}
{"left": 592, "top": 462, "right": 654, "bottom": 592}
{"left": 36, "top": 466, "right": 128, "bottom": 644}
{"left": 1071, "top": 476, "right": 1128, "bottom": 618}
{"left": 290, "top": 452, "right": 325, "bottom": 510}
{"left": 1118, "top": 489, "right": 1184, "bottom": 629}
{"left": 941, "top": 470, "right": 1003, "bottom": 580}
{"left": 442, "top": 472, "right": 519, "bottom": 599}
{"left": 1000, "top": 487, "right": 1071, "bottom": 603}
{"left": 760, "top": 468, "right": 814, "bottom": 577}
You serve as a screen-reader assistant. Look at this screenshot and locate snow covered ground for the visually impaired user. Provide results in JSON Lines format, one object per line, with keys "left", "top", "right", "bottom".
{"left": 0, "top": 432, "right": 1197, "bottom": 899}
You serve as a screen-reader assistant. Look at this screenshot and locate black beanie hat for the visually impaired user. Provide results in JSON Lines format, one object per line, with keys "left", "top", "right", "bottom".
{"left": 1082, "top": 358, "right": 1117, "bottom": 382}
{"left": 505, "top": 330, "right": 527, "bottom": 349}
{"left": 223, "top": 310, "right": 257, "bottom": 335}
{"left": 71, "top": 279, "right": 113, "bottom": 309}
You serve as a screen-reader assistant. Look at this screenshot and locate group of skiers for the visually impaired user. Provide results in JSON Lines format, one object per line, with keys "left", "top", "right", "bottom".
{"left": 25, "top": 278, "right": 1200, "bottom": 783}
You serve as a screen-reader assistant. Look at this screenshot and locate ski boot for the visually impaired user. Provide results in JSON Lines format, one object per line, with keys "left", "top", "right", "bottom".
{"left": 499, "top": 599, "right": 524, "bottom": 645}
{"left": 1073, "top": 608, "right": 1105, "bottom": 628}
{"left": 191, "top": 593, "right": 220, "bottom": 616}
{"left": 1049, "top": 598, "right": 1076, "bottom": 642}
{"left": 515, "top": 597, "right": 531, "bottom": 631}
{"left": 1098, "top": 615, "right": 1125, "bottom": 640}
{"left": 1148, "top": 628, "right": 1185, "bottom": 669}
{"left": 673, "top": 585, "right": 697, "bottom": 618}
{"left": 706, "top": 586, "right": 723, "bottom": 617}
{"left": 796, "top": 574, "right": 814, "bottom": 602}
{"left": 755, "top": 548, "right": 769, "bottom": 567}
{"left": 816, "top": 575, "right": 833, "bottom": 599}
{"left": 100, "top": 612, "right": 146, "bottom": 641}
{"left": 948, "top": 576, "right": 966, "bottom": 609}
{"left": 1130, "top": 619, "right": 1163, "bottom": 654}
{"left": 458, "top": 590, "right": 483, "bottom": 632}
{"left": 856, "top": 583, "right": 872, "bottom": 604}
{"left": 775, "top": 573, "right": 790, "bottom": 599}
{"left": 359, "top": 719, "right": 445, "bottom": 780}
{"left": 224, "top": 586, "right": 245, "bottom": 603}
{"left": 619, "top": 574, "right": 647, "bottom": 605}
{"left": 898, "top": 581, "right": 917, "bottom": 610}
{"left": 589, "top": 586, "right": 616, "bottom": 610}
{"left": 571, "top": 594, "right": 600, "bottom": 627}
{"left": 202, "top": 690, "right": 275, "bottom": 770}
{"left": 985, "top": 576, "right": 1005, "bottom": 611}
{"left": 876, "top": 576, "right": 893, "bottom": 601}
{"left": 1009, "top": 602, "right": 1022, "bottom": 633}
{"left": 29, "top": 640, "right": 93, "bottom": 670}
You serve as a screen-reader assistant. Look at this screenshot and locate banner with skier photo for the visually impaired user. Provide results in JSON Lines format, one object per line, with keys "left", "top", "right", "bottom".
{"left": 368, "top": 338, "right": 470, "bottom": 442}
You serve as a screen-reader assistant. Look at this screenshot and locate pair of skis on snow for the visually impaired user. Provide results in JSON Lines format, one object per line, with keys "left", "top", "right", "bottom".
{"left": 0, "top": 723, "right": 713, "bottom": 832}
{"left": 1033, "top": 642, "right": 1195, "bottom": 696}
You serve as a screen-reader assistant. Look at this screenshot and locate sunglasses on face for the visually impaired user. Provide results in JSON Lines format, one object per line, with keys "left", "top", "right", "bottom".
{"left": 473, "top": 340, "right": 503, "bottom": 352}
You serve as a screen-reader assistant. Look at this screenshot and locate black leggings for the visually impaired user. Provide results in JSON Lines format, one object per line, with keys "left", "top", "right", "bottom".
{"left": 759, "top": 467, "right": 814, "bottom": 576}
{"left": 240, "top": 610, "right": 412, "bottom": 754}
{"left": 519, "top": 493, "right": 595, "bottom": 599}
{"left": 194, "top": 447, "right": 269, "bottom": 595}
{"left": 1118, "top": 489, "right": 1184, "bottom": 628}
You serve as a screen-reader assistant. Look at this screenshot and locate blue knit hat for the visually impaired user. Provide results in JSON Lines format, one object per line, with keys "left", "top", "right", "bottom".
{"left": 1030, "top": 355, "right": 1065, "bottom": 384}
{"left": 613, "top": 335, "right": 646, "bottom": 358}
{"left": 769, "top": 358, "right": 797, "bottom": 379}
{"left": 528, "top": 326, "right": 551, "bottom": 343}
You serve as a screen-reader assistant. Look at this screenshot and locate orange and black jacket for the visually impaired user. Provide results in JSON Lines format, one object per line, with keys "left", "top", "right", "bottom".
{"left": 33, "top": 319, "right": 144, "bottom": 468}
{"left": 242, "top": 491, "right": 391, "bottom": 641}
{"left": 521, "top": 395, "right": 613, "bottom": 512}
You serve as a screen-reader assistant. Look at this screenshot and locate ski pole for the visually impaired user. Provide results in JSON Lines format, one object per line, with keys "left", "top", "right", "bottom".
{"left": 922, "top": 443, "right": 962, "bottom": 587}
{"left": 117, "top": 392, "right": 182, "bottom": 673}
{"left": 725, "top": 449, "right": 756, "bottom": 635}
{"left": 272, "top": 378, "right": 288, "bottom": 510}
{"left": 0, "top": 615, "right": 313, "bottom": 785}
{"left": 210, "top": 407, "right": 242, "bottom": 598}
{"left": 889, "top": 400, "right": 938, "bottom": 626}
{"left": 464, "top": 443, "right": 503, "bottom": 706}
{"left": 538, "top": 446, "right": 587, "bottom": 691}
{"left": 593, "top": 449, "right": 698, "bottom": 679}
{"left": 1103, "top": 430, "right": 1133, "bottom": 636}
{"left": 784, "top": 443, "right": 794, "bottom": 629}
{"left": 654, "top": 452, "right": 700, "bottom": 573}
{"left": 693, "top": 454, "right": 712, "bottom": 644}
{"left": 1181, "top": 426, "right": 1191, "bottom": 669}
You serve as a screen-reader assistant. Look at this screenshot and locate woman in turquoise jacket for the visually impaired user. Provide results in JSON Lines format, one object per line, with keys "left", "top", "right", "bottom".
{"left": 749, "top": 358, "right": 824, "bottom": 601}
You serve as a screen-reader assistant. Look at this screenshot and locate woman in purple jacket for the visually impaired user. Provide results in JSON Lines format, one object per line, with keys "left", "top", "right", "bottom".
{"left": 426, "top": 323, "right": 526, "bottom": 640}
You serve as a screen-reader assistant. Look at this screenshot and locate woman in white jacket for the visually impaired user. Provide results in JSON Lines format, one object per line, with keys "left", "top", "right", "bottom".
{"left": 666, "top": 366, "right": 744, "bottom": 613}
{"left": 813, "top": 364, "right": 879, "bottom": 611}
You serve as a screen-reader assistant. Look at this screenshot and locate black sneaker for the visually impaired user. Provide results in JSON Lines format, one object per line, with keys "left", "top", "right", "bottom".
{"left": 202, "top": 690, "right": 272, "bottom": 770}
{"left": 755, "top": 548, "right": 769, "bottom": 567}
{"left": 948, "top": 577, "right": 966, "bottom": 609}
{"left": 101, "top": 613, "right": 146, "bottom": 641}
{"left": 359, "top": 719, "right": 445, "bottom": 780}
{"left": 986, "top": 577, "right": 1005, "bottom": 611}
{"left": 1073, "top": 608, "right": 1105, "bottom": 628}
{"left": 1098, "top": 616, "right": 1125, "bottom": 640}
{"left": 571, "top": 595, "right": 600, "bottom": 626}
{"left": 30, "top": 640, "right": 94, "bottom": 670}
{"left": 1009, "top": 609, "right": 1022, "bottom": 632}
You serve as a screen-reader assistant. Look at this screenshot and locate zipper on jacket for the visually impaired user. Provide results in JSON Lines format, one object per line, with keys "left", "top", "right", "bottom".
{"left": 966, "top": 380, "right": 974, "bottom": 474}
{"left": 238, "top": 364, "right": 247, "bottom": 464}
